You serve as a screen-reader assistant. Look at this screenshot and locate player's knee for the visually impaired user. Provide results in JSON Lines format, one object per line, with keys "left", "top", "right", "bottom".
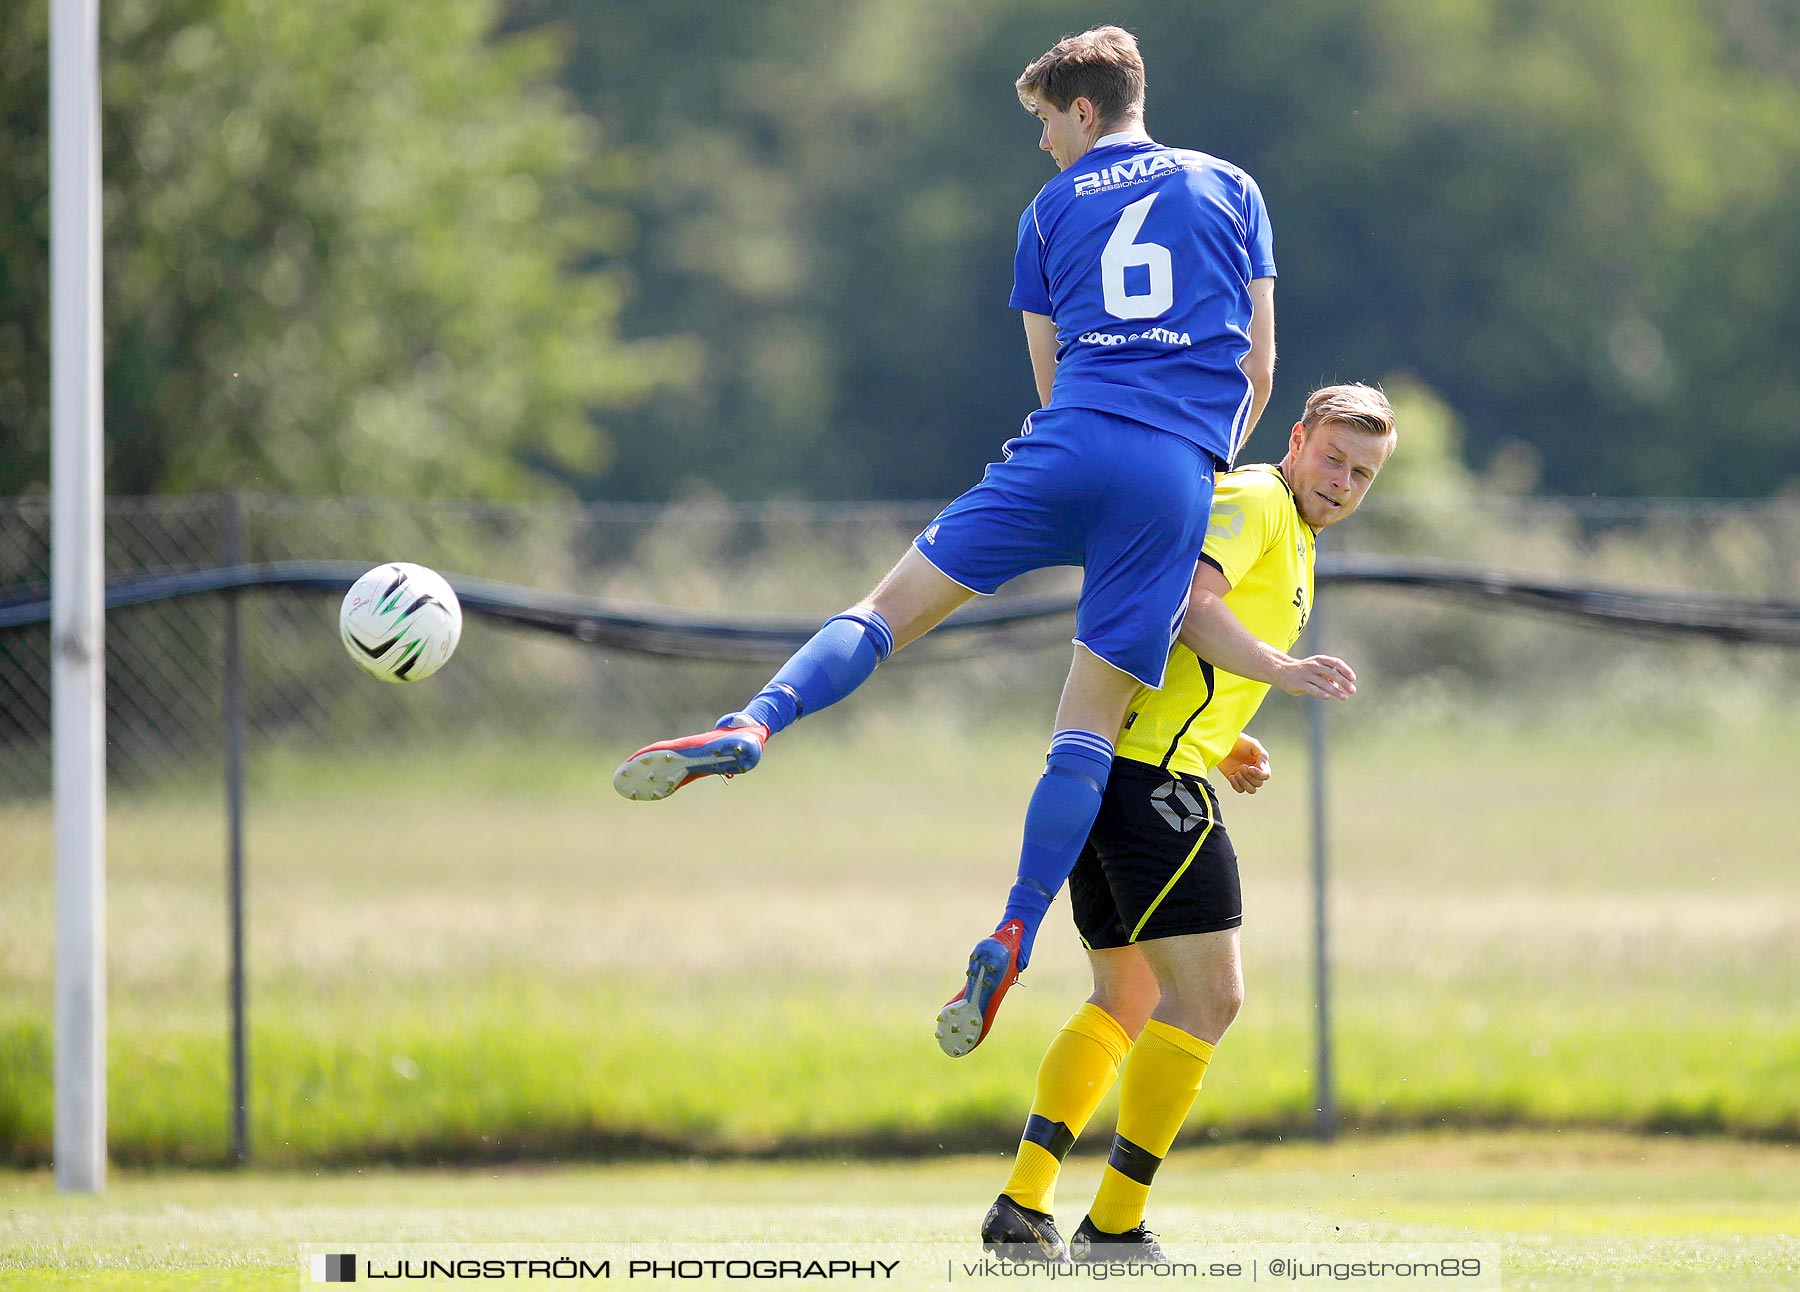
{"left": 1088, "top": 982, "right": 1158, "bottom": 1038}
{"left": 1192, "top": 976, "right": 1243, "bottom": 1044}
{"left": 1156, "top": 972, "right": 1242, "bottom": 1044}
{"left": 857, "top": 595, "right": 928, "bottom": 655}
{"left": 1211, "top": 975, "right": 1245, "bottom": 1032}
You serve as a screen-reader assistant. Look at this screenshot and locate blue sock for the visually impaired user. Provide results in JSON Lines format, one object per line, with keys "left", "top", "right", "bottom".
{"left": 733, "top": 609, "right": 896, "bottom": 735}
{"left": 1003, "top": 730, "right": 1115, "bottom": 969}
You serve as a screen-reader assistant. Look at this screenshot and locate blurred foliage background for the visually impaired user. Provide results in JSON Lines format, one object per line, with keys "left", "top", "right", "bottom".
{"left": 4, "top": 0, "right": 1800, "bottom": 505}
{"left": 3, "top": 2, "right": 1800, "bottom": 1165}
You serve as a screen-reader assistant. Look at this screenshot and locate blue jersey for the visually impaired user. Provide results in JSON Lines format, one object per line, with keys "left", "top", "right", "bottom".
{"left": 1010, "top": 138, "right": 1276, "bottom": 465}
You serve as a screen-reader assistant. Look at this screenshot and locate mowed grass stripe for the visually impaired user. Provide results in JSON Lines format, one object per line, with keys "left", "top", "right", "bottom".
{"left": 2, "top": 986, "right": 1796, "bottom": 1166}
{"left": 2, "top": 1135, "right": 1798, "bottom": 1291}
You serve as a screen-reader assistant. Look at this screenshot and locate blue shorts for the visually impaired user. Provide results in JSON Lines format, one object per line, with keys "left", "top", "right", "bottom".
{"left": 914, "top": 407, "right": 1215, "bottom": 689}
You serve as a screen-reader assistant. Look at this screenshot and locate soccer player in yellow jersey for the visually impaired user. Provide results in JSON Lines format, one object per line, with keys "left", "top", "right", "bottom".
{"left": 979, "top": 383, "right": 1399, "bottom": 1265}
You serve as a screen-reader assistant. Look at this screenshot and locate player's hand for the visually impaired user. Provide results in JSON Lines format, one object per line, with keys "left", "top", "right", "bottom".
{"left": 1277, "top": 654, "right": 1356, "bottom": 701}
{"left": 1217, "top": 733, "right": 1271, "bottom": 794}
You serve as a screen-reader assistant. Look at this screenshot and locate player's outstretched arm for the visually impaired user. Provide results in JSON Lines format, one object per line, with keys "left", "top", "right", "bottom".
{"left": 1242, "top": 278, "right": 1276, "bottom": 438}
{"left": 1179, "top": 563, "right": 1355, "bottom": 700}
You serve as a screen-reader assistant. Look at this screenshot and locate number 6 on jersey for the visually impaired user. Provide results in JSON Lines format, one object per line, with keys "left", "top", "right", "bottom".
{"left": 1101, "top": 193, "right": 1173, "bottom": 320}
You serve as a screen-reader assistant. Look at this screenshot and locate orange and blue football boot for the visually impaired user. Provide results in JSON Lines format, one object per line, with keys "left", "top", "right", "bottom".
{"left": 935, "top": 918, "right": 1025, "bottom": 1057}
{"left": 612, "top": 717, "right": 770, "bottom": 801}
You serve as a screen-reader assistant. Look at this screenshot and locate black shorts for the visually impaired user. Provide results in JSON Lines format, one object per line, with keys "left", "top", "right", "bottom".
{"left": 1071, "top": 758, "right": 1243, "bottom": 949}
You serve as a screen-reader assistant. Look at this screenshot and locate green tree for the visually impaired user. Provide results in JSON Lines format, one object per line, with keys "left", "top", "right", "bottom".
{"left": 1216, "top": 0, "right": 1800, "bottom": 496}
{"left": 0, "top": 0, "right": 691, "bottom": 498}
{"left": 520, "top": 0, "right": 1800, "bottom": 500}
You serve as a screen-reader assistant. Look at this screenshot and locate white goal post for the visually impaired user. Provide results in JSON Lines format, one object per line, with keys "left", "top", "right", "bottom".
{"left": 51, "top": 0, "right": 107, "bottom": 1195}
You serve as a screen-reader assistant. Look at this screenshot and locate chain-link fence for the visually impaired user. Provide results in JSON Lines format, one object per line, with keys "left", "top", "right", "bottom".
{"left": 0, "top": 495, "right": 1088, "bottom": 798}
{"left": 4, "top": 493, "right": 1795, "bottom": 796}
{"left": 2, "top": 493, "right": 1797, "bottom": 1164}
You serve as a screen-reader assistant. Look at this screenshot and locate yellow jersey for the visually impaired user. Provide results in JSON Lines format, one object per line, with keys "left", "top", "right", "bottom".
{"left": 1116, "top": 464, "right": 1315, "bottom": 778}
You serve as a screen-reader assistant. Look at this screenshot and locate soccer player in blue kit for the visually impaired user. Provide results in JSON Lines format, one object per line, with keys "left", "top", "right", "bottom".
{"left": 615, "top": 26, "right": 1336, "bottom": 1048}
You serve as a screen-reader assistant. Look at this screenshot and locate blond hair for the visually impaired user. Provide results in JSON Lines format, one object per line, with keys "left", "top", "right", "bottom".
{"left": 1301, "top": 383, "right": 1397, "bottom": 441}
{"left": 1016, "top": 26, "right": 1146, "bottom": 125}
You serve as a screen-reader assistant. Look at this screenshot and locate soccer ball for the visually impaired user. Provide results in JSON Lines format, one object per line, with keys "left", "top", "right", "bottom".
{"left": 339, "top": 562, "right": 463, "bottom": 683}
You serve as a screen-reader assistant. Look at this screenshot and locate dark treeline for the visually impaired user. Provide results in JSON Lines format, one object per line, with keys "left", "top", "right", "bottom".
{"left": 4, "top": 0, "right": 1798, "bottom": 502}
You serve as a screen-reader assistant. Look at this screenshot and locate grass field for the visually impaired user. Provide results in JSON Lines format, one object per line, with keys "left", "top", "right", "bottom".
{"left": 2, "top": 711, "right": 1797, "bottom": 1166}
{"left": 2, "top": 1133, "right": 1797, "bottom": 1290}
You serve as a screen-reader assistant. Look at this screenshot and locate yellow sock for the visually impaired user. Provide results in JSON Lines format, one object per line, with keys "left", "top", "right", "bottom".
{"left": 1087, "top": 1018, "right": 1214, "bottom": 1234}
{"left": 1001, "top": 1003, "right": 1132, "bottom": 1214}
